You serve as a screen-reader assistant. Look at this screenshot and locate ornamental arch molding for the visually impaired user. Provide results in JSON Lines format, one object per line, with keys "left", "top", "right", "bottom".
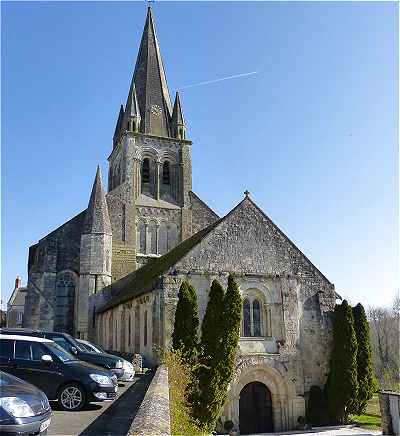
{"left": 224, "top": 356, "right": 291, "bottom": 432}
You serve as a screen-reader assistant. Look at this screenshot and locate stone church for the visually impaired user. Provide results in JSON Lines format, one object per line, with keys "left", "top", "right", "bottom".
{"left": 23, "top": 7, "right": 338, "bottom": 433}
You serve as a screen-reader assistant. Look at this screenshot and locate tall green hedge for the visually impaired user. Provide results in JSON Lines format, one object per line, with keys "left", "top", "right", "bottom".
{"left": 349, "top": 303, "right": 376, "bottom": 415}
{"left": 325, "top": 300, "right": 358, "bottom": 423}
{"left": 195, "top": 280, "right": 226, "bottom": 429}
{"left": 218, "top": 275, "right": 242, "bottom": 405}
{"left": 171, "top": 281, "right": 199, "bottom": 361}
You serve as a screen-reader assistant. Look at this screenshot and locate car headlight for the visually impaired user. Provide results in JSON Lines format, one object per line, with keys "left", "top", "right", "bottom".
{"left": 115, "top": 360, "right": 123, "bottom": 369}
{"left": 40, "top": 393, "right": 50, "bottom": 411}
{"left": 89, "top": 374, "right": 113, "bottom": 386}
{"left": 123, "top": 361, "right": 134, "bottom": 371}
{"left": 0, "top": 397, "right": 35, "bottom": 418}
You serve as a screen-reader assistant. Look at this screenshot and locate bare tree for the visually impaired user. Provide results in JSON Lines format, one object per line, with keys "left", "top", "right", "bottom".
{"left": 368, "top": 294, "right": 400, "bottom": 391}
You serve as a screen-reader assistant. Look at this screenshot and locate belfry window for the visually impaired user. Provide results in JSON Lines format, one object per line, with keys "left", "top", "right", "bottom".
{"left": 162, "top": 161, "right": 170, "bottom": 185}
{"left": 142, "top": 158, "right": 150, "bottom": 184}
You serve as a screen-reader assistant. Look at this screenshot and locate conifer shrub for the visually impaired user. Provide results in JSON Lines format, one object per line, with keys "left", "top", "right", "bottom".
{"left": 171, "top": 281, "right": 199, "bottom": 361}
{"left": 325, "top": 300, "right": 358, "bottom": 423}
{"left": 349, "top": 303, "right": 377, "bottom": 415}
{"left": 306, "top": 385, "right": 329, "bottom": 427}
{"left": 194, "top": 280, "right": 225, "bottom": 428}
{"left": 215, "top": 275, "right": 242, "bottom": 422}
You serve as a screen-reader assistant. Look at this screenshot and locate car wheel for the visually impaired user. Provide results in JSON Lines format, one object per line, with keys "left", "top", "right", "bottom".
{"left": 58, "top": 383, "right": 86, "bottom": 411}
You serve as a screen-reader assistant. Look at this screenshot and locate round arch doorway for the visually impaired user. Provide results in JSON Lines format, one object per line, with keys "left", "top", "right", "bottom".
{"left": 239, "top": 381, "right": 273, "bottom": 434}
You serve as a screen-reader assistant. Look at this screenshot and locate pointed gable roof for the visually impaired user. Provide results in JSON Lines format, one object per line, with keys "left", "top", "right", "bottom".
{"left": 83, "top": 166, "right": 112, "bottom": 235}
{"left": 127, "top": 6, "right": 172, "bottom": 137}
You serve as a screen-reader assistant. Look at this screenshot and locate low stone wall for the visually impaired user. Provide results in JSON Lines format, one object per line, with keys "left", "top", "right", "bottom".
{"left": 129, "top": 365, "right": 171, "bottom": 435}
{"left": 379, "top": 391, "right": 400, "bottom": 435}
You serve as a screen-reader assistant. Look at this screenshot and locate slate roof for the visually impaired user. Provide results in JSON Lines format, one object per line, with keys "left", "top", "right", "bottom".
{"left": 83, "top": 166, "right": 112, "bottom": 235}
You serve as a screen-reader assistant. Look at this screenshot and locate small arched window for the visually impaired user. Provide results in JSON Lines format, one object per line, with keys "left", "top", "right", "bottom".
{"left": 242, "top": 295, "right": 264, "bottom": 338}
{"left": 243, "top": 299, "right": 251, "bottom": 337}
{"left": 162, "top": 161, "right": 170, "bottom": 185}
{"left": 142, "top": 158, "right": 150, "bottom": 184}
{"left": 253, "top": 299, "right": 262, "bottom": 337}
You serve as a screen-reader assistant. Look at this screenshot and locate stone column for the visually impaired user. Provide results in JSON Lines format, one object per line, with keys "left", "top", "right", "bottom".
{"left": 155, "top": 161, "right": 161, "bottom": 200}
{"left": 156, "top": 223, "right": 160, "bottom": 254}
{"left": 144, "top": 223, "right": 149, "bottom": 254}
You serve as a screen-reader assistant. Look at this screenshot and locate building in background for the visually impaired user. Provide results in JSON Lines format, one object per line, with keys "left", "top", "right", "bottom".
{"left": 7, "top": 276, "right": 27, "bottom": 328}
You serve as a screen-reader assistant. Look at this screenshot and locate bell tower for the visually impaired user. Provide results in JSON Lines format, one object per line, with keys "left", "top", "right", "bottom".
{"left": 107, "top": 6, "right": 193, "bottom": 273}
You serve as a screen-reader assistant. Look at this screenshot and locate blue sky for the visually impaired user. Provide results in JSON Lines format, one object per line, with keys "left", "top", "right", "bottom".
{"left": 1, "top": 1, "right": 398, "bottom": 309}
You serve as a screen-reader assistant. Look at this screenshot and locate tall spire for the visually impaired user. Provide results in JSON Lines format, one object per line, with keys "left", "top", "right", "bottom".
{"left": 83, "top": 166, "right": 112, "bottom": 235}
{"left": 113, "top": 105, "right": 124, "bottom": 147}
{"left": 126, "top": 6, "right": 172, "bottom": 137}
{"left": 171, "top": 91, "right": 186, "bottom": 140}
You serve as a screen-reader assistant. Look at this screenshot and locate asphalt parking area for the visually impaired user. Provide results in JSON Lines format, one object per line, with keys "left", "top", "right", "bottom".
{"left": 48, "top": 373, "right": 153, "bottom": 436}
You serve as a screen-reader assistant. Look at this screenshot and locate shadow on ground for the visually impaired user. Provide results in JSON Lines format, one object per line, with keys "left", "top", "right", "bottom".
{"left": 79, "top": 373, "right": 153, "bottom": 436}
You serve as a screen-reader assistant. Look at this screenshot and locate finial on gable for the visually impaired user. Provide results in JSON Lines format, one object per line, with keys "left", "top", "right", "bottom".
{"left": 244, "top": 189, "right": 250, "bottom": 198}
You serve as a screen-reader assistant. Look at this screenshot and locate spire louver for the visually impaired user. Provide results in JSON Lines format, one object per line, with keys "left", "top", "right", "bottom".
{"left": 124, "top": 82, "right": 141, "bottom": 132}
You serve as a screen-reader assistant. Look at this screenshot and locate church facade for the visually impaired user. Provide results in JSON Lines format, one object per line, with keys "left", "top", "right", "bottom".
{"left": 23, "top": 7, "right": 337, "bottom": 432}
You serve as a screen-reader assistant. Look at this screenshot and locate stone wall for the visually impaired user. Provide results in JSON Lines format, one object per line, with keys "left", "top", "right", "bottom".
{"left": 128, "top": 366, "right": 171, "bottom": 436}
{"left": 24, "top": 212, "right": 85, "bottom": 332}
{"left": 380, "top": 391, "right": 400, "bottom": 435}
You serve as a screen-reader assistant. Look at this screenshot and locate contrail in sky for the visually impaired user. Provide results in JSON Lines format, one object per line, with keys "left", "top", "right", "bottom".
{"left": 179, "top": 71, "right": 259, "bottom": 90}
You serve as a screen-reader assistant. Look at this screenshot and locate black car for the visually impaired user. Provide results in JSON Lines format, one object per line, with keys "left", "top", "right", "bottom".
{"left": 0, "top": 335, "right": 118, "bottom": 411}
{"left": 0, "top": 329, "right": 124, "bottom": 380}
{"left": 0, "top": 371, "right": 52, "bottom": 435}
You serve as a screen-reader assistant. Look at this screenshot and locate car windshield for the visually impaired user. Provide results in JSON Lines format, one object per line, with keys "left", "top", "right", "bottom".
{"left": 85, "top": 341, "right": 104, "bottom": 353}
{"left": 50, "top": 334, "right": 86, "bottom": 353}
{"left": 44, "top": 342, "right": 77, "bottom": 362}
{"left": 65, "top": 335, "right": 87, "bottom": 352}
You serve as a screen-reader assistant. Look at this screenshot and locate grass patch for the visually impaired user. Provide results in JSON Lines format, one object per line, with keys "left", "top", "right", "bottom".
{"left": 350, "top": 394, "right": 381, "bottom": 430}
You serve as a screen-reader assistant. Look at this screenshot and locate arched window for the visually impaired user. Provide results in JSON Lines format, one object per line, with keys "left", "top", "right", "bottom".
{"left": 242, "top": 294, "right": 265, "bottom": 338}
{"left": 253, "top": 299, "right": 262, "bottom": 337}
{"left": 142, "top": 158, "right": 150, "bottom": 184}
{"left": 243, "top": 299, "right": 251, "bottom": 337}
{"left": 162, "top": 161, "right": 170, "bottom": 185}
{"left": 136, "top": 222, "right": 146, "bottom": 253}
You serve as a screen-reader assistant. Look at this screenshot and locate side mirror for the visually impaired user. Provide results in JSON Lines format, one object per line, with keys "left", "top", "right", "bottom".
{"left": 41, "top": 355, "right": 53, "bottom": 362}
{"left": 70, "top": 347, "right": 78, "bottom": 355}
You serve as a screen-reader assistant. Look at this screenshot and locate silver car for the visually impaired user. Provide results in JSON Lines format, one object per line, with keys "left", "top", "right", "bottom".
{"left": 77, "top": 340, "right": 135, "bottom": 382}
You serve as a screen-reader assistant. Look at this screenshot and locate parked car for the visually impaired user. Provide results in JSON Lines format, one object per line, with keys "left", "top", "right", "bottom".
{"left": 0, "top": 328, "right": 124, "bottom": 380}
{"left": 0, "top": 335, "right": 118, "bottom": 411}
{"left": 77, "top": 339, "right": 135, "bottom": 382}
{"left": 0, "top": 371, "right": 51, "bottom": 435}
